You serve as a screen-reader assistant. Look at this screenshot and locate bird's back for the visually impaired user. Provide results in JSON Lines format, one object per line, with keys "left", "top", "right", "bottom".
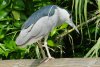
{"left": 22, "top": 5, "right": 57, "bottom": 29}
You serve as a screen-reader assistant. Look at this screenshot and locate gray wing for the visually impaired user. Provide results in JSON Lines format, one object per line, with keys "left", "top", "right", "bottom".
{"left": 16, "top": 5, "right": 58, "bottom": 45}
{"left": 16, "top": 16, "right": 52, "bottom": 45}
{"left": 22, "top": 5, "right": 57, "bottom": 29}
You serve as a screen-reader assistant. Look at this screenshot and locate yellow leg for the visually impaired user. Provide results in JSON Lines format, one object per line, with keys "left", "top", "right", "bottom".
{"left": 43, "top": 35, "right": 52, "bottom": 58}
{"left": 37, "top": 41, "right": 46, "bottom": 59}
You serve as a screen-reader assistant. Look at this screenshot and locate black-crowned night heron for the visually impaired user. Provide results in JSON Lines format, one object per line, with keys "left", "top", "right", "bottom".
{"left": 16, "top": 5, "right": 79, "bottom": 60}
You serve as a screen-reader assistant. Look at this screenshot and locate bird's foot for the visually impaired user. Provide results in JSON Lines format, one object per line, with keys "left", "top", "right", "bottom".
{"left": 44, "top": 57, "right": 54, "bottom": 62}
{"left": 40, "top": 57, "right": 54, "bottom": 63}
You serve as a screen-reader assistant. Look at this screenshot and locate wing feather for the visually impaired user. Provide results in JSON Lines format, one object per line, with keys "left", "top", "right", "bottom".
{"left": 22, "top": 5, "right": 57, "bottom": 29}
{"left": 16, "top": 5, "right": 58, "bottom": 46}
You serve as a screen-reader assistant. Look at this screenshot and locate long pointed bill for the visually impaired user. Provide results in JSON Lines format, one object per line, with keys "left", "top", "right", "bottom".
{"left": 66, "top": 20, "right": 79, "bottom": 33}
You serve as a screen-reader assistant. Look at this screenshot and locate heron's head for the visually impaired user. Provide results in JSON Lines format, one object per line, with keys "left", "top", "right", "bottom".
{"left": 58, "top": 7, "right": 79, "bottom": 33}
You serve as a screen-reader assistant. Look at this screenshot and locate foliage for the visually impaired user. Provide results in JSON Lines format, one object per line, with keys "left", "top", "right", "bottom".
{"left": 84, "top": 37, "right": 100, "bottom": 58}
{"left": 0, "top": 0, "right": 100, "bottom": 59}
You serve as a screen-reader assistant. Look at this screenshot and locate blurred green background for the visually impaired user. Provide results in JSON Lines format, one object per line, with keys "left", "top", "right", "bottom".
{"left": 0, "top": 0, "right": 100, "bottom": 59}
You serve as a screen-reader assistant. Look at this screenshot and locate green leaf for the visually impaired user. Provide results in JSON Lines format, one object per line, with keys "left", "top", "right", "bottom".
{"left": 12, "top": 11, "right": 20, "bottom": 20}
{"left": 35, "top": 45, "right": 41, "bottom": 59}
{"left": 13, "top": 0, "right": 25, "bottom": 10}
{"left": 59, "top": 23, "right": 68, "bottom": 30}
{"left": 50, "top": 28, "right": 57, "bottom": 37}
{"left": 0, "top": 24, "right": 7, "bottom": 28}
{"left": 0, "top": 44, "right": 6, "bottom": 52}
{"left": 97, "top": 0, "right": 100, "bottom": 11}
{"left": 4, "top": 40, "right": 17, "bottom": 50}
{"left": 0, "top": 10, "right": 8, "bottom": 20}
{"left": 84, "top": 37, "right": 100, "bottom": 58}
{"left": 14, "top": 21, "right": 22, "bottom": 27}
{"left": 47, "top": 40, "right": 55, "bottom": 47}
{"left": 0, "top": 0, "right": 11, "bottom": 10}
{"left": 4, "top": 51, "right": 9, "bottom": 57}
{"left": 0, "top": 48, "right": 4, "bottom": 54}
{"left": 0, "top": 29, "right": 5, "bottom": 40}
{"left": 0, "top": 34, "right": 4, "bottom": 40}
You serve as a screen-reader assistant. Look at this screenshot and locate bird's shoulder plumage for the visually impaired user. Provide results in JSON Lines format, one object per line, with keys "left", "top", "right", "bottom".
{"left": 22, "top": 5, "right": 58, "bottom": 29}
